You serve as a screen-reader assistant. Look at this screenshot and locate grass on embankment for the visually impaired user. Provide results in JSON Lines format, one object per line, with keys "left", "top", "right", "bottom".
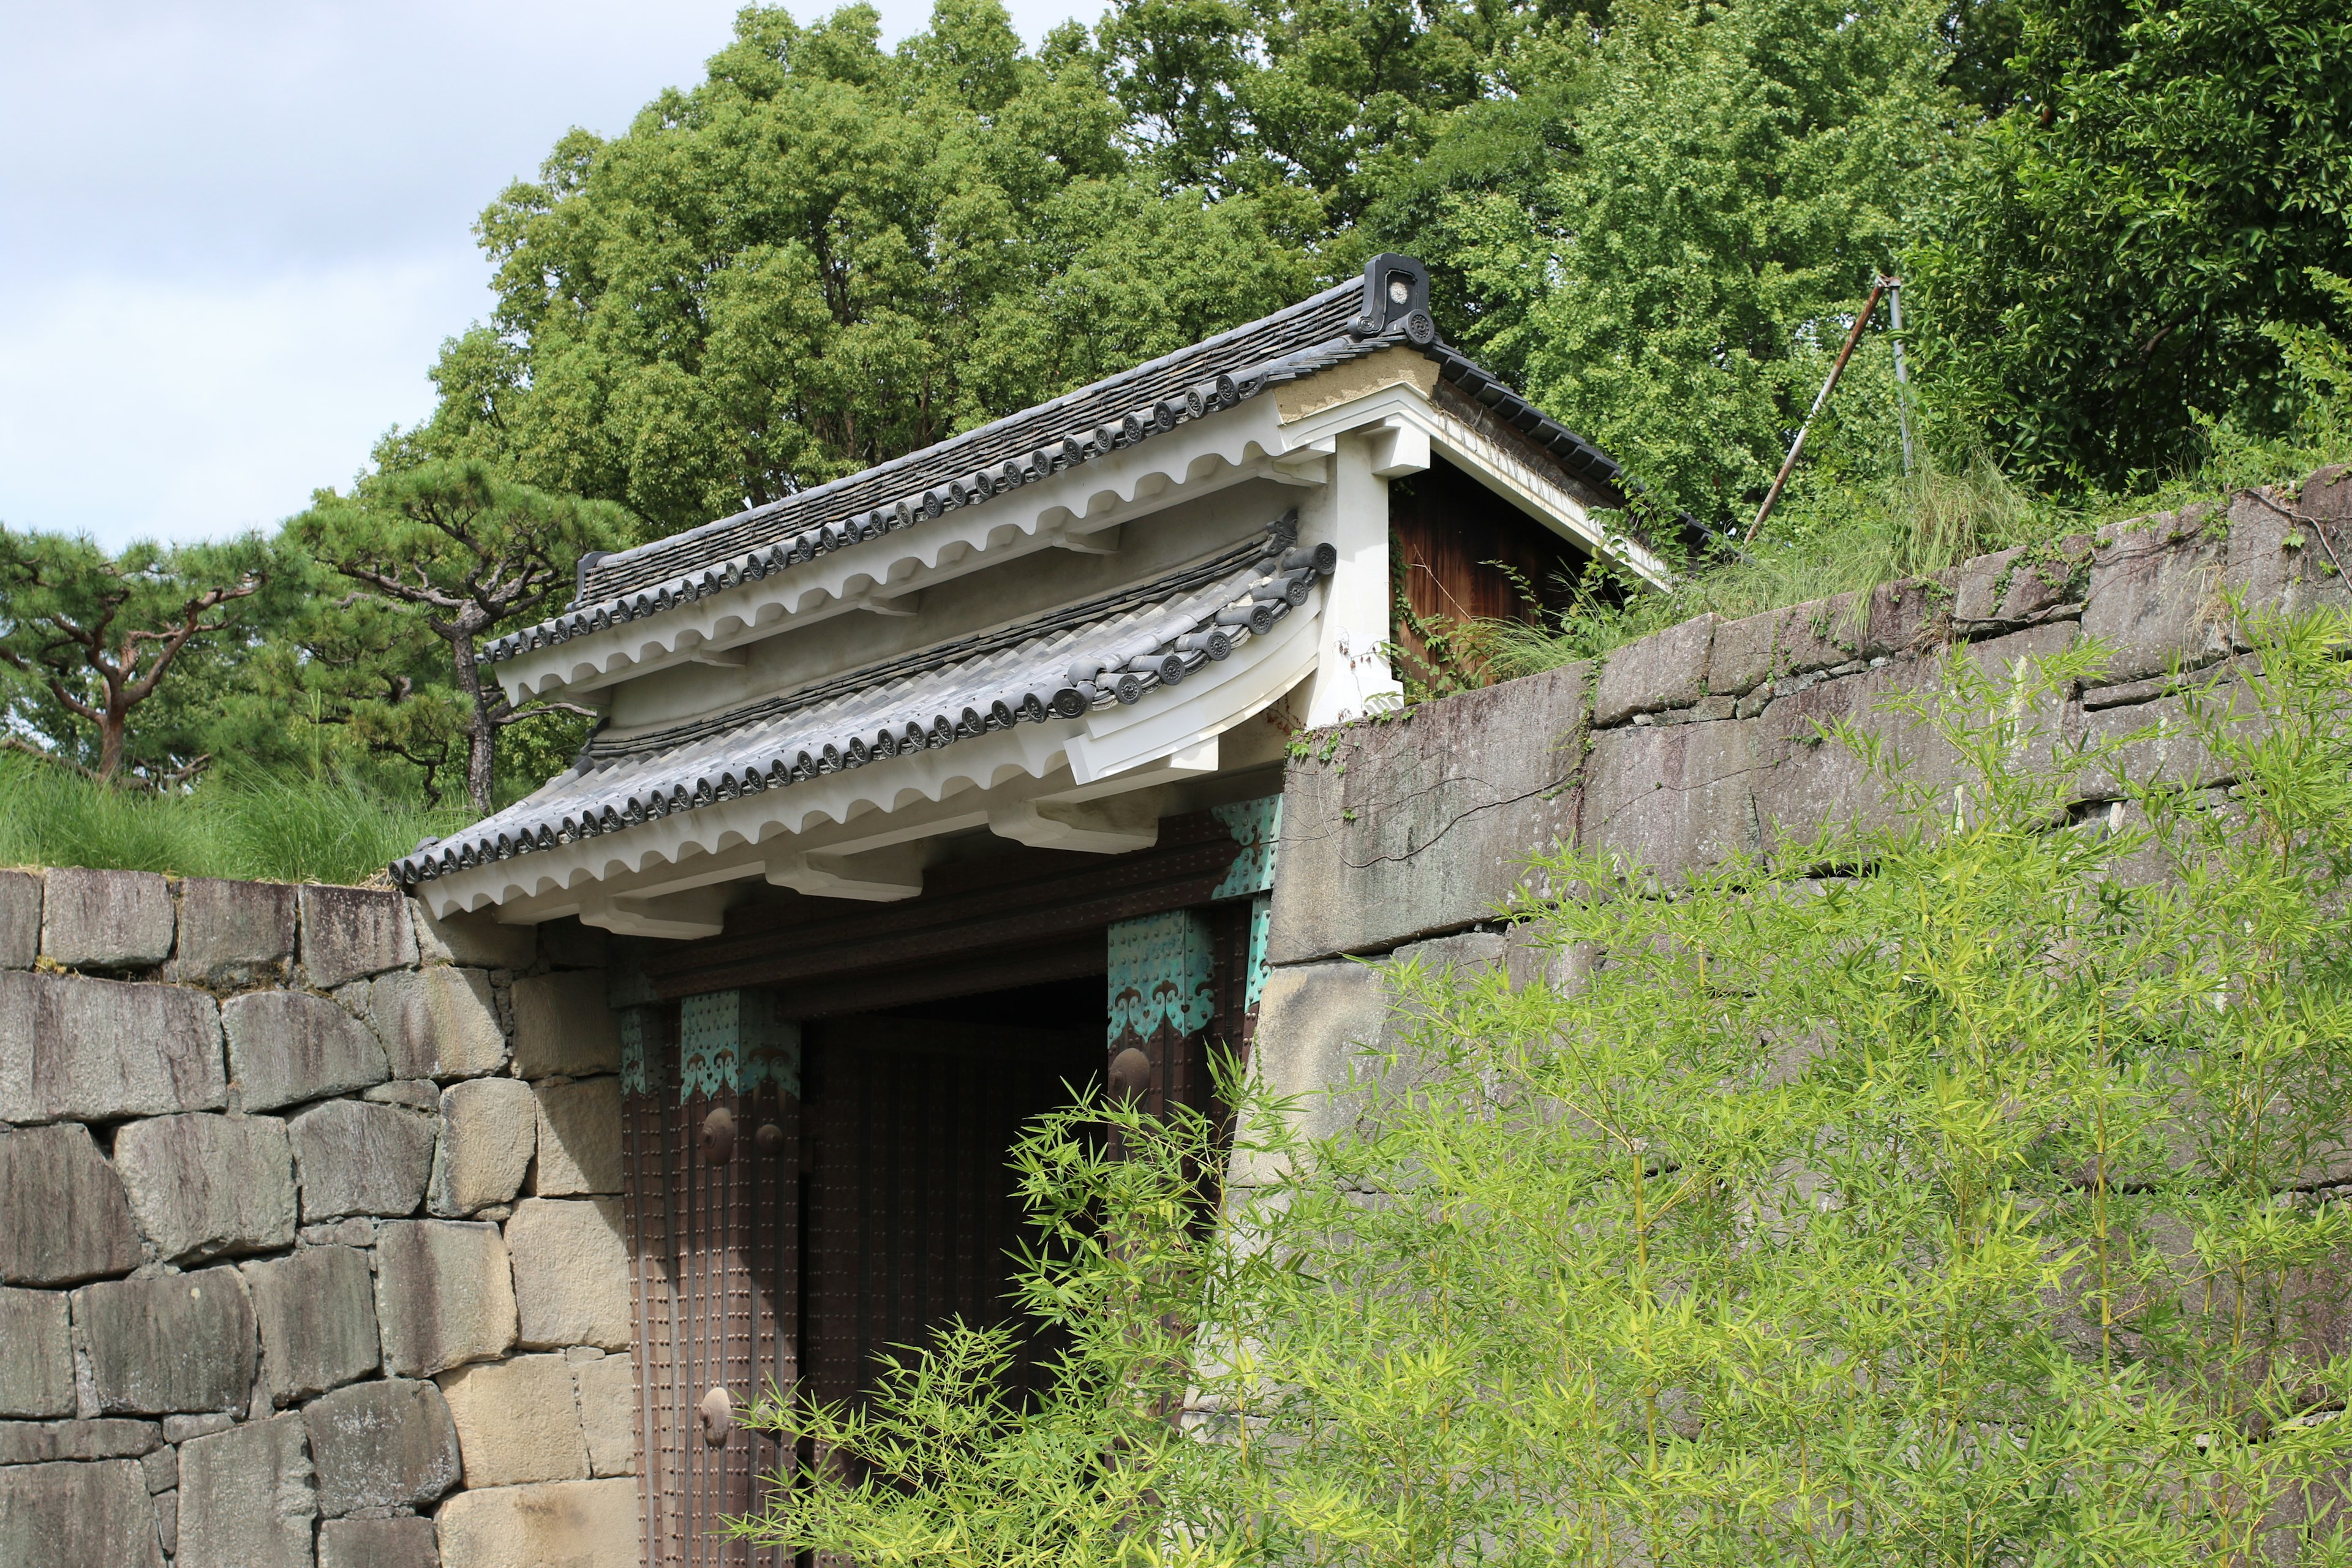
{"left": 0, "top": 756, "right": 475, "bottom": 886}
{"left": 1435, "top": 432, "right": 2352, "bottom": 688}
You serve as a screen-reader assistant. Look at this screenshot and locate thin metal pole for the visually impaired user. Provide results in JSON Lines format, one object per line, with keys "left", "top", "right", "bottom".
{"left": 1885, "top": 273, "right": 1914, "bottom": 476}
{"left": 1746, "top": 277, "right": 1888, "bottom": 543}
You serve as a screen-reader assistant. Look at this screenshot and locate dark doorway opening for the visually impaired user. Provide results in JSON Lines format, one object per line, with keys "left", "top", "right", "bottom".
{"left": 796, "top": 972, "right": 1104, "bottom": 1415}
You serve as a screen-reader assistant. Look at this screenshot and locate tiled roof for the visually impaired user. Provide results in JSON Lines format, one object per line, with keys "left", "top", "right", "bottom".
{"left": 483, "top": 269, "right": 1623, "bottom": 669}
{"left": 395, "top": 517, "right": 1332, "bottom": 888}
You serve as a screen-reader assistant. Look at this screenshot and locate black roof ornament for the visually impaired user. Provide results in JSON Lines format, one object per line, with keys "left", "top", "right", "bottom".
{"left": 1350, "top": 252, "right": 1435, "bottom": 341}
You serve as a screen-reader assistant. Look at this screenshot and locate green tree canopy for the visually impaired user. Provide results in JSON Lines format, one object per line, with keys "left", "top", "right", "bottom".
{"left": 1390, "top": 0, "right": 1960, "bottom": 525}
{"left": 290, "top": 461, "right": 638, "bottom": 815}
{"left": 406, "top": 0, "right": 1323, "bottom": 538}
{"left": 0, "top": 529, "right": 288, "bottom": 785}
{"left": 1099, "top": 0, "right": 1513, "bottom": 225}
{"left": 1913, "top": 0, "right": 2352, "bottom": 489}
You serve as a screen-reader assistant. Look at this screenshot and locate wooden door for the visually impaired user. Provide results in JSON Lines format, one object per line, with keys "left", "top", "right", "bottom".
{"left": 798, "top": 1016, "right": 1100, "bottom": 1413}
{"left": 620, "top": 990, "right": 801, "bottom": 1568}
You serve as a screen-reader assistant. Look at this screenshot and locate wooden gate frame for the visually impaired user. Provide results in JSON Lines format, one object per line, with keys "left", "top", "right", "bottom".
{"left": 613, "top": 796, "right": 1280, "bottom": 1566}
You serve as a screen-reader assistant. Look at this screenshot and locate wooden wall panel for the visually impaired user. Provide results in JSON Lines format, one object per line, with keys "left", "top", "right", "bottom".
{"left": 1390, "top": 453, "right": 1596, "bottom": 685}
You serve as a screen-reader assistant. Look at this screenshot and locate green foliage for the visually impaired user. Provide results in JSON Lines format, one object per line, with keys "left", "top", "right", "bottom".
{"left": 290, "top": 460, "right": 636, "bottom": 814}
{"left": 410, "top": 0, "right": 1322, "bottom": 537}
{"left": 0, "top": 753, "right": 470, "bottom": 886}
{"left": 1912, "top": 0, "right": 2352, "bottom": 490}
{"left": 0, "top": 527, "right": 292, "bottom": 785}
{"left": 747, "top": 608, "right": 2352, "bottom": 1565}
{"left": 1417, "top": 0, "right": 1959, "bottom": 524}
{"left": 733, "top": 1088, "right": 1273, "bottom": 1566}
{"left": 2264, "top": 269, "right": 2352, "bottom": 450}
{"left": 1099, "top": 0, "right": 1508, "bottom": 225}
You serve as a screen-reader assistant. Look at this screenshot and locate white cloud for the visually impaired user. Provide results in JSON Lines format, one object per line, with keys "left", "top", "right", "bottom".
{"left": 0, "top": 254, "right": 483, "bottom": 541}
{"left": 0, "top": 0, "right": 1095, "bottom": 549}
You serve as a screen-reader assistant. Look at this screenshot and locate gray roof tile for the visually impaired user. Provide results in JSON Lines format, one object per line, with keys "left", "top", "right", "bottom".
{"left": 483, "top": 271, "right": 1621, "bottom": 669}
{"left": 396, "top": 518, "right": 1330, "bottom": 888}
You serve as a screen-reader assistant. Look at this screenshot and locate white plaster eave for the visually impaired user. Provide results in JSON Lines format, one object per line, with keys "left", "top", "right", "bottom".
{"left": 495, "top": 399, "right": 1298, "bottom": 704}
{"left": 422, "top": 593, "right": 1324, "bottom": 921}
{"left": 1276, "top": 385, "right": 1673, "bottom": 589}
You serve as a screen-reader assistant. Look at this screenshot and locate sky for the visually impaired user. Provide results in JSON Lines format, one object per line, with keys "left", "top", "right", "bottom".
{"left": 0, "top": 0, "right": 1082, "bottom": 550}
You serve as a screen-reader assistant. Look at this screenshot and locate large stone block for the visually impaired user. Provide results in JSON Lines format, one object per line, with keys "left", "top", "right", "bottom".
{"left": 114, "top": 1112, "right": 298, "bottom": 1262}
{"left": 40, "top": 867, "right": 174, "bottom": 970}
{"left": 1579, "top": 718, "right": 1764, "bottom": 881}
{"left": 1861, "top": 573, "right": 1961, "bottom": 658}
{"left": 0, "top": 1287, "right": 74, "bottom": 1417}
{"left": 1268, "top": 659, "right": 1588, "bottom": 964}
{"left": 2079, "top": 679, "right": 2245, "bottom": 800}
{"left": 511, "top": 971, "right": 622, "bottom": 1079}
{"left": 0, "top": 1417, "right": 164, "bottom": 1464}
{"left": 300, "top": 883, "right": 418, "bottom": 987}
{"left": 223, "top": 989, "right": 390, "bottom": 1112}
{"left": 304, "top": 1376, "right": 462, "bottom": 1516}
{"left": 1743, "top": 663, "right": 1915, "bottom": 850}
{"left": 413, "top": 900, "right": 537, "bottom": 970}
{"left": 374, "top": 1219, "right": 517, "bottom": 1377}
{"left": 1390, "top": 930, "right": 1507, "bottom": 978}
{"left": 51, "top": 1417, "right": 165, "bottom": 1460}
{"left": 321, "top": 1515, "right": 440, "bottom": 1568}
{"left": 1747, "top": 622, "right": 2077, "bottom": 851}
{"left": 1593, "top": 613, "right": 1716, "bottom": 726}
{"left": 1952, "top": 546, "right": 2024, "bottom": 627}
{"left": 0, "top": 1121, "right": 141, "bottom": 1285}
{"left": 292, "top": 1097, "right": 436, "bottom": 1221}
{"left": 0, "top": 1422, "right": 48, "bottom": 1464}
{"left": 438, "top": 1352, "right": 590, "bottom": 1487}
{"left": 363, "top": 965, "right": 509, "bottom": 1080}
{"left": 428, "top": 1077, "right": 537, "bottom": 1216}
{"left": 573, "top": 1352, "right": 638, "bottom": 1478}
{"left": 0, "top": 1458, "right": 165, "bottom": 1568}
{"left": 0, "top": 870, "right": 39, "bottom": 969}
{"left": 1230, "top": 960, "right": 1393, "bottom": 1187}
{"left": 0, "top": 970, "right": 225, "bottom": 1124}
{"left": 434, "top": 1477, "right": 638, "bottom": 1568}
{"left": 2079, "top": 508, "right": 2232, "bottom": 682}
{"left": 173, "top": 878, "right": 298, "bottom": 984}
{"left": 506, "top": 1197, "right": 631, "bottom": 1351}
{"left": 245, "top": 1244, "right": 380, "bottom": 1404}
{"left": 1706, "top": 608, "right": 1777, "bottom": 696}
{"left": 533, "top": 1077, "right": 622, "bottom": 1197}
{"left": 176, "top": 1412, "right": 316, "bottom": 1568}
{"left": 507, "top": 1224, "right": 614, "bottom": 1361}
{"left": 74, "top": 1265, "right": 257, "bottom": 1415}
{"left": 1238, "top": 938, "right": 1521, "bottom": 1192}
{"left": 1774, "top": 594, "right": 1866, "bottom": 678}
{"left": 2222, "top": 485, "right": 2352, "bottom": 627}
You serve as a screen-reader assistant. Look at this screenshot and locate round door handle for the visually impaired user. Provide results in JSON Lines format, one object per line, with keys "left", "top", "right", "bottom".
{"left": 699, "top": 1385, "right": 733, "bottom": 1446}
{"left": 701, "top": 1106, "right": 736, "bottom": 1165}
{"left": 1108, "top": 1046, "right": 1152, "bottom": 1103}
{"left": 753, "top": 1121, "right": 786, "bottom": 1159}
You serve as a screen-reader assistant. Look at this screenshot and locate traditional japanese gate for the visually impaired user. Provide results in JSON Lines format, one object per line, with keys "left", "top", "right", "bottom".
{"left": 614, "top": 799, "right": 1278, "bottom": 1566}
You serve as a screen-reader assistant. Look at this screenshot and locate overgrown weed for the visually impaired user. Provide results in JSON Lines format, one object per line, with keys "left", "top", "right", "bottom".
{"left": 0, "top": 755, "right": 472, "bottom": 884}
{"left": 1411, "top": 431, "right": 2352, "bottom": 696}
{"left": 739, "top": 608, "right": 2352, "bottom": 1565}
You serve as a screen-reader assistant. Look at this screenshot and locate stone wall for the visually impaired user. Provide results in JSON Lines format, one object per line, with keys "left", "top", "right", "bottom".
{"left": 0, "top": 873, "right": 639, "bottom": 1568}
{"left": 1253, "top": 467, "right": 2352, "bottom": 1140}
